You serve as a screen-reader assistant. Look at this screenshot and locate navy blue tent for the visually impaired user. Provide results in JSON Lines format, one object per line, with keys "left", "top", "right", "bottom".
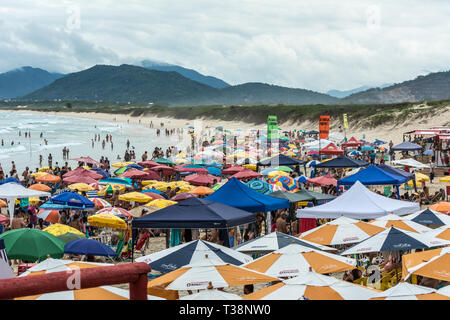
{"left": 257, "top": 154, "right": 306, "bottom": 167}
{"left": 65, "top": 239, "right": 117, "bottom": 257}
{"left": 0, "top": 177, "right": 21, "bottom": 185}
{"left": 337, "top": 165, "right": 408, "bottom": 198}
{"left": 391, "top": 141, "right": 422, "bottom": 151}
{"left": 315, "top": 155, "right": 369, "bottom": 168}
{"left": 205, "top": 177, "right": 290, "bottom": 212}
{"left": 51, "top": 191, "right": 95, "bottom": 209}
{"left": 132, "top": 197, "right": 256, "bottom": 229}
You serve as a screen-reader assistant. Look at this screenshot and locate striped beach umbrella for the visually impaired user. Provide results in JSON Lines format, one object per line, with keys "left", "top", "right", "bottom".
{"left": 299, "top": 216, "right": 386, "bottom": 246}
{"left": 136, "top": 240, "right": 253, "bottom": 273}
{"left": 370, "top": 283, "right": 449, "bottom": 300}
{"left": 242, "top": 244, "right": 356, "bottom": 278}
{"left": 89, "top": 198, "right": 112, "bottom": 210}
{"left": 96, "top": 207, "right": 133, "bottom": 218}
{"left": 244, "top": 271, "right": 380, "bottom": 300}
{"left": 37, "top": 209, "right": 60, "bottom": 224}
{"left": 404, "top": 208, "right": 450, "bottom": 226}
{"left": 402, "top": 247, "right": 450, "bottom": 282}
{"left": 270, "top": 175, "right": 298, "bottom": 191}
{"left": 246, "top": 180, "right": 272, "bottom": 195}
{"left": 341, "top": 227, "right": 450, "bottom": 255}
{"left": 147, "top": 256, "right": 278, "bottom": 291}
{"left": 425, "top": 226, "right": 450, "bottom": 240}
{"left": 368, "top": 214, "right": 433, "bottom": 233}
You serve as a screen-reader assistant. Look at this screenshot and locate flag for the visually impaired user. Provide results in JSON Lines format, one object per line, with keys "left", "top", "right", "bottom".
{"left": 319, "top": 115, "right": 330, "bottom": 139}
{"left": 343, "top": 114, "right": 348, "bottom": 129}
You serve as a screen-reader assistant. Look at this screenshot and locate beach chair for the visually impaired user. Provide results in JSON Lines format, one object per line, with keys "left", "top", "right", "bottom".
{"left": 383, "top": 186, "right": 392, "bottom": 197}
{"left": 353, "top": 277, "right": 368, "bottom": 286}
{"left": 113, "top": 239, "right": 125, "bottom": 262}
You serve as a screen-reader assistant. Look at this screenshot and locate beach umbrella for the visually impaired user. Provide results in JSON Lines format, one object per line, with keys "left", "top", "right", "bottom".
{"left": 370, "top": 283, "right": 449, "bottom": 300}
{"left": 144, "top": 182, "right": 169, "bottom": 192}
{"left": 170, "top": 192, "right": 198, "bottom": 201}
{"left": 65, "top": 239, "right": 117, "bottom": 257}
{"left": 267, "top": 171, "right": 289, "bottom": 178}
{"left": 246, "top": 180, "right": 272, "bottom": 195}
{"left": 88, "top": 198, "right": 112, "bottom": 210}
{"left": 260, "top": 168, "right": 278, "bottom": 176}
{"left": 145, "top": 199, "right": 177, "bottom": 209}
{"left": 70, "top": 157, "right": 102, "bottom": 166}
{"left": 234, "top": 232, "right": 336, "bottom": 254}
{"left": 294, "top": 176, "right": 308, "bottom": 184}
{"left": 407, "top": 172, "right": 430, "bottom": 187}
{"left": 154, "top": 158, "right": 175, "bottom": 165}
{"left": 242, "top": 244, "right": 356, "bottom": 277}
{"left": 142, "top": 180, "right": 160, "bottom": 186}
{"left": 118, "top": 192, "right": 152, "bottom": 203}
{"left": 401, "top": 247, "right": 450, "bottom": 282}
{"left": 222, "top": 165, "right": 245, "bottom": 175}
{"left": 43, "top": 223, "right": 85, "bottom": 236}
{"left": 87, "top": 213, "right": 127, "bottom": 230}
{"left": 307, "top": 160, "right": 320, "bottom": 168}
{"left": 147, "top": 255, "right": 278, "bottom": 291}
{"left": 429, "top": 202, "right": 450, "bottom": 214}
{"left": 270, "top": 175, "right": 298, "bottom": 191}
{"left": 118, "top": 168, "right": 148, "bottom": 179}
{"left": 0, "top": 200, "right": 7, "bottom": 208}
{"left": 57, "top": 232, "right": 86, "bottom": 244}
{"left": 28, "top": 184, "right": 52, "bottom": 192}
{"left": 440, "top": 176, "right": 450, "bottom": 183}
{"left": 184, "top": 173, "right": 219, "bottom": 186}
{"left": 243, "top": 270, "right": 380, "bottom": 300}
{"left": 98, "top": 177, "right": 133, "bottom": 187}
{"left": 341, "top": 227, "right": 450, "bottom": 255}
{"left": 63, "top": 167, "right": 103, "bottom": 180}
{"left": 273, "top": 166, "right": 293, "bottom": 172}
{"left": 0, "top": 228, "right": 65, "bottom": 261}
{"left": 36, "top": 173, "right": 61, "bottom": 184}
{"left": 30, "top": 171, "right": 48, "bottom": 178}
{"left": 89, "top": 167, "right": 110, "bottom": 179}
{"left": 136, "top": 240, "right": 253, "bottom": 273}
{"left": 51, "top": 191, "right": 95, "bottom": 209}
{"left": 190, "top": 186, "right": 214, "bottom": 196}
{"left": 98, "top": 184, "right": 126, "bottom": 196}
{"left": 37, "top": 209, "right": 60, "bottom": 223}
{"left": 368, "top": 214, "right": 433, "bottom": 233}
{"left": 425, "top": 226, "right": 450, "bottom": 240}
{"left": 111, "top": 161, "right": 135, "bottom": 168}
{"left": 181, "top": 288, "right": 242, "bottom": 300}
{"left": 96, "top": 207, "right": 133, "bottom": 219}
{"left": 64, "top": 175, "right": 99, "bottom": 185}
{"left": 68, "top": 183, "right": 94, "bottom": 192}
{"left": 18, "top": 258, "right": 112, "bottom": 276}
{"left": 438, "top": 286, "right": 450, "bottom": 297}
{"left": 230, "top": 169, "right": 262, "bottom": 180}
{"left": 140, "top": 191, "right": 165, "bottom": 200}
{"left": 299, "top": 216, "right": 386, "bottom": 246}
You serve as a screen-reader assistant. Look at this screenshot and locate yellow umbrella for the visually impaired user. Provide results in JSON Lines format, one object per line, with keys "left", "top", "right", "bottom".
{"left": 145, "top": 199, "right": 177, "bottom": 209}
{"left": 243, "top": 164, "right": 257, "bottom": 171}
{"left": 150, "top": 182, "right": 170, "bottom": 191}
{"left": 43, "top": 223, "right": 85, "bottom": 236}
{"left": 167, "top": 181, "right": 190, "bottom": 188}
{"left": 440, "top": 176, "right": 450, "bottom": 183}
{"left": 118, "top": 192, "right": 152, "bottom": 203}
{"left": 268, "top": 171, "right": 290, "bottom": 178}
{"left": 111, "top": 161, "right": 135, "bottom": 168}
{"left": 38, "top": 166, "right": 55, "bottom": 172}
{"left": 408, "top": 173, "right": 430, "bottom": 187}
{"left": 178, "top": 185, "right": 195, "bottom": 193}
{"left": 30, "top": 171, "right": 48, "bottom": 178}
{"left": 142, "top": 180, "right": 160, "bottom": 186}
{"left": 177, "top": 152, "right": 188, "bottom": 158}
{"left": 68, "top": 183, "right": 94, "bottom": 192}
{"left": 87, "top": 213, "right": 127, "bottom": 230}
{"left": 98, "top": 184, "right": 126, "bottom": 195}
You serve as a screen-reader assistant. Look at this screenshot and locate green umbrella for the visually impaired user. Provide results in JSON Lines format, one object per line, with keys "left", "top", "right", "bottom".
{"left": 154, "top": 158, "right": 175, "bottom": 165}
{"left": 0, "top": 228, "right": 65, "bottom": 261}
{"left": 274, "top": 166, "right": 293, "bottom": 173}
{"left": 57, "top": 232, "right": 86, "bottom": 244}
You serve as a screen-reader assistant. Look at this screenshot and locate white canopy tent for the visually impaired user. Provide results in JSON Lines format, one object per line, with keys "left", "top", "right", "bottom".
{"left": 391, "top": 159, "right": 428, "bottom": 169}
{"left": 296, "top": 181, "right": 420, "bottom": 219}
{"left": 0, "top": 182, "right": 51, "bottom": 227}
{"left": 302, "top": 139, "right": 334, "bottom": 151}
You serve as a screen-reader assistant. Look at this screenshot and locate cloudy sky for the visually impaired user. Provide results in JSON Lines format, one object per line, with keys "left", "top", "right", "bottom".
{"left": 1, "top": 0, "right": 450, "bottom": 93}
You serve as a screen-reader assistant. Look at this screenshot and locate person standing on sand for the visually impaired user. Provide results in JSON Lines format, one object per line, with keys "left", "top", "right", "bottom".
{"left": 276, "top": 212, "right": 288, "bottom": 234}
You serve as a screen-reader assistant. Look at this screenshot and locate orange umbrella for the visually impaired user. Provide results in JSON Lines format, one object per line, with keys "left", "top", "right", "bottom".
{"left": 189, "top": 186, "right": 214, "bottom": 195}
{"left": 0, "top": 199, "right": 6, "bottom": 207}
{"left": 28, "top": 183, "right": 52, "bottom": 192}
{"left": 36, "top": 173, "right": 61, "bottom": 184}
{"left": 402, "top": 247, "right": 450, "bottom": 282}
{"left": 429, "top": 202, "right": 450, "bottom": 214}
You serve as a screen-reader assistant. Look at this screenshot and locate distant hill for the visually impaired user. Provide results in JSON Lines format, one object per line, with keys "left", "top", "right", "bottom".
{"left": 342, "top": 71, "right": 450, "bottom": 104}
{"left": 327, "top": 84, "right": 392, "bottom": 98}
{"left": 21, "top": 64, "right": 339, "bottom": 105}
{"left": 140, "top": 59, "right": 230, "bottom": 89}
{"left": 0, "top": 66, "right": 64, "bottom": 99}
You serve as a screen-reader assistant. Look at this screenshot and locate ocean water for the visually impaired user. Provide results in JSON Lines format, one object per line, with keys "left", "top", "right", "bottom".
{"left": 0, "top": 111, "right": 186, "bottom": 174}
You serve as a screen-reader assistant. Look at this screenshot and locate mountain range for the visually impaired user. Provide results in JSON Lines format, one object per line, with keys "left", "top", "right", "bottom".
{"left": 1, "top": 62, "right": 450, "bottom": 106}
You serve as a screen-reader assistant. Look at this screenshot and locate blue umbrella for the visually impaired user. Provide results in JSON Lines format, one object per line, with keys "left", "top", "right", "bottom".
{"left": 140, "top": 188, "right": 163, "bottom": 195}
{"left": 295, "top": 176, "right": 308, "bottom": 183}
{"left": 51, "top": 192, "right": 95, "bottom": 209}
{"left": 90, "top": 167, "right": 110, "bottom": 178}
{"left": 127, "top": 163, "right": 143, "bottom": 170}
{"left": 65, "top": 238, "right": 117, "bottom": 257}
{"left": 206, "top": 167, "right": 222, "bottom": 176}
{"left": 361, "top": 145, "right": 374, "bottom": 151}
{"left": 423, "top": 150, "right": 433, "bottom": 156}
{"left": 261, "top": 168, "right": 278, "bottom": 175}
{"left": 99, "top": 177, "right": 133, "bottom": 186}
{"left": 39, "top": 200, "right": 96, "bottom": 211}
{"left": 246, "top": 179, "right": 273, "bottom": 194}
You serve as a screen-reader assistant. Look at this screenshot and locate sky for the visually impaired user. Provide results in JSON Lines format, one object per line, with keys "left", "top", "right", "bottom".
{"left": 0, "top": 0, "right": 450, "bottom": 93}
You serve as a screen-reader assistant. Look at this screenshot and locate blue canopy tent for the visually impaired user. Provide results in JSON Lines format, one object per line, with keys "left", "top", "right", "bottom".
{"left": 205, "top": 177, "right": 289, "bottom": 212}
{"left": 390, "top": 141, "right": 422, "bottom": 151}
{"left": 378, "top": 163, "right": 417, "bottom": 192}
{"left": 337, "top": 165, "right": 408, "bottom": 199}
{"left": 0, "top": 177, "right": 21, "bottom": 185}
{"left": 315, "top": 155, "right": 369, "bottom": 168}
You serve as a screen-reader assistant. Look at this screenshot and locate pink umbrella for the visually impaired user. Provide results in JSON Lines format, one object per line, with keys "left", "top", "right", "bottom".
{"left": 70, "top": 157, "right": 102, "bottom": 166}
{"left": 63, "top": 167, "right": 103, "bottom": 180}
{"left": 63, "top": 175, "right": 98, "bottom": 185}
{"left": 221, "top": 165, "right": 245, "bottom": 175}
{"left": 0, "top": 214, "right": 10, "bottom": 225}
{"left": 177, "top": 167, "right": 208, "bottom": 173}
{"left": 184, "top": 173, "right": 221, "bottom": 186}
{"left": 230, "top": 169, "right": 262, "bottom": 180}
{"left": 170, "top": 192, "right": 198, "bottom": 201}
{"left": 120, "top": 169, "right": 149, "bottom": 179}
{"left": 140, "top": 170, "right": 161, "bottom": 181}
{"left": 137, "top": 160, "right": 159, "bottom": 168}
{"left": 151, "top": 165, "right": 175, "bottom": 176}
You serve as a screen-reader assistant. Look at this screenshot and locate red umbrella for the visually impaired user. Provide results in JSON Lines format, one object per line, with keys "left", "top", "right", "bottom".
{"left": 70, "top": 157, "right": 102, "bottom": 166}
{"left": 230, "top": 169, "right": 262, "bottom": 180}
{"left": 170, "top": 192, "right": 198, "bottom": 201}
{"left": 184, "top": 173, "right": 221, "bottom": 186}
{"left": 120, "top": 169, "right": 149, "bottom": 179}
{"left": 140, "top": 170, "right": 161, "bottom": 181}
{"left": 177, "top": 167, "right": 208, "bottom": 173}
{"left": 307, "top": 174, "right": 337, "bottom": 187}
{"left": 63, "top": 175, "right": 98, "bottom": 185}
{"left": 221, "top": 165, "right": 245, "bottom": 175}
{"left": 138, "top": 160, "right": 159, "bottom": 168}
{"left": 151, "top": 165, "right": 175, "bottom": 176}
{"left": 63, "top": 167, "right": 103, "bottom": 180}
{"left": 141, "top": 192, "right": 165, "bottom": 200}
